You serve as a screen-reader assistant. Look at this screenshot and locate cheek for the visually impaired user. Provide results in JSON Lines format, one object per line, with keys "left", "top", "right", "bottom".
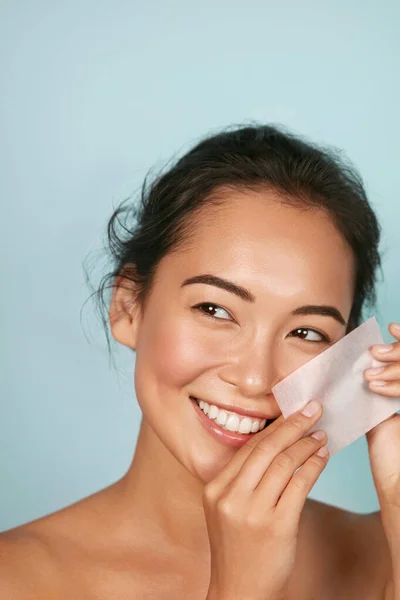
{"left": 280, "top": 347, "right": 325, "bottom": 379}
{"left": 135, "top": 311, "right": 217, "bottom": 394}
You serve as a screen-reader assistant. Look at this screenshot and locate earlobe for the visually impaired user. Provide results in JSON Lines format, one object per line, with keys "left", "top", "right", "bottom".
{"left": 109, "top": 274, "right": 141, "bottom": 349}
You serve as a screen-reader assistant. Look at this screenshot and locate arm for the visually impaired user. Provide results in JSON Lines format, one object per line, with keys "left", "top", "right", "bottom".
{"left": 381, "top": 526, "right": 400, "bottom": 600}
{"left": 366, "top": 439, "right": 400, "bottom": 600}
{"left": 364, "top": 323, "right": 400, "bottom": 600}
{"left": 384, "top": 579, "right": 395, "bottom": 600}
{"left": 356, "top": 510, "right": 398, "bottom": 600}
{"left": 332, "top": 509, "right": 393, "bottom": 600}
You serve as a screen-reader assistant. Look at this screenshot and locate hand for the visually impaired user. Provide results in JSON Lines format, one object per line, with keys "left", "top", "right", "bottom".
{"left": 364, "top": 322, "right": 400, "bottom": 508}
{"left": 364, "top": 322, "right": 400, "bottom": 595}
{"left": 202, "top": 400, "right": 329, "bottom": 600}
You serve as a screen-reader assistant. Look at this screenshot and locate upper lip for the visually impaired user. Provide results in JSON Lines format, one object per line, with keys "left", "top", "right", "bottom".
{"left": 191, "top": 396, "right": 274, "bottom": 421}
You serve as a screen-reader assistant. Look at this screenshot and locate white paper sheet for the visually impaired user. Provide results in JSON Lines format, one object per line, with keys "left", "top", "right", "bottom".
{"left": 271, "top": 317, "right": 400, "bottom": 456}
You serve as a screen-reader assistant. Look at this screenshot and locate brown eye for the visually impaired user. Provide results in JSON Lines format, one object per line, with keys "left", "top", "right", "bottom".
{"left": 192, "top": 302, "right": 232, "bottom": 321}
{"left": 290, "top": 328, "right": 330, "bottom": 343}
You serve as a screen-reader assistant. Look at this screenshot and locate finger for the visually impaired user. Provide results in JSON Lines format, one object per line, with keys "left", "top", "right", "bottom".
{"left": 203, "top": 419, "right": 282, "bottom": 494}
{"left": 364, "top": 363, "right": 400, "bottom": 382}
{"left": 368, "top": 379, "right": 400, "bottom": 397}
{"left": 389, "top": 322, "right": 400, "bottom": 341}
{"left": 370, "top": 340, "right": 400, "bottom": 362}
{"left": 226, "top": 401, "right": 323, "bottom": 495}
{"left": 205, "top": 403, "right": 322, "bottom": 494}
{"left": 257, "top": 413, "right": 286, "bottom": 437}
{"left": 253, "top": 430, "right": 327, "bottom": 508}
{"left": 276, "top": 447, "right": 329, "bottom": 523}
{"left": 203, "top": 414, "right": 288, "bottom": 493}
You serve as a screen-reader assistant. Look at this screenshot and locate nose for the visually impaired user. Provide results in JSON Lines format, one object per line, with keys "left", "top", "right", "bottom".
{"left": 217, "top": 335, "right": 282, "bottom": 414}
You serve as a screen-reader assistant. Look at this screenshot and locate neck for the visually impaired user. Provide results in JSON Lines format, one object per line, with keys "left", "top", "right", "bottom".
{"left": 111, "top": 416, "right": 211, "bottom": 559}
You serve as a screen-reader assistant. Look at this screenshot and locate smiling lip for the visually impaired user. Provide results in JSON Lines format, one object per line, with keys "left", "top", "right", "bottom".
{"left": 189, "top": 396, "right": 274, "bottom": 420}
{"left": 190, "top": 397, "right": 267, "bottom": 448}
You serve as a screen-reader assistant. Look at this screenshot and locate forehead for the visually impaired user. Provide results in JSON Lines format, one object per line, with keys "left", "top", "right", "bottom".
{"left": 164, "top": 189, "right": 355, "bottom": 310}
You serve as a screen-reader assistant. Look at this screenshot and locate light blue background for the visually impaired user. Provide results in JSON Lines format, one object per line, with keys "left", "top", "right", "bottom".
{"left": 1, "top": 0, "right": 399, "bottom": 531}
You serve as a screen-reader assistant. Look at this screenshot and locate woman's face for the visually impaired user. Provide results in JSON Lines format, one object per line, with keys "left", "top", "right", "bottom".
{"left": 111, "top": 189, "right": 355, "bottom": 482}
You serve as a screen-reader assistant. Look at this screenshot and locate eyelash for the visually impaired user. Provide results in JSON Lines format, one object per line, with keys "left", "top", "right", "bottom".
{"left": 192, "top": 302, "right": 331, "bottom": 344}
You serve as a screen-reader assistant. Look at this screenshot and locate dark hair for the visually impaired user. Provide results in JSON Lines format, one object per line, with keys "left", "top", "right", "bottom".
{"left": 82, "top": 123, "right": 383, "bottom": 364}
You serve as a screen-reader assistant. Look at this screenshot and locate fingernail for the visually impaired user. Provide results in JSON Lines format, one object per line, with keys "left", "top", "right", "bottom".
{"left": 302, "top": 400, "right": 321, "bottom": 417}
{"left": 311, "top": 430, "right": 326, "bottom": 440}
{"left": 369, "top": 380, "right": 387, "bottom": 387}
{"left": 373, "top": 344, "right": 394, "bottom": 353}
{"left": 317, "top": 446, "right": 329, "bottom": 458}
{"left": 391, "top": 323, "right": 400, "bottom": 334}
{"left": 365, "top": 367, "right": 385, "bottom": 377}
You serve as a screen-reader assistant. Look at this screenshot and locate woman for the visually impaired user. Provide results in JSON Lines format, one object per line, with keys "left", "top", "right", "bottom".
{"left": 1, "top": 124, "right": 399, "bottom": 599}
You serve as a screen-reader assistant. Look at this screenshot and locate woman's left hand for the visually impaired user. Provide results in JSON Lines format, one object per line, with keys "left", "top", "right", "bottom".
{"left": 365, "top": 322, "right": 400, "bottom": 507}
{"left": 364, "top": 322, "right": 400, "bottom": 588}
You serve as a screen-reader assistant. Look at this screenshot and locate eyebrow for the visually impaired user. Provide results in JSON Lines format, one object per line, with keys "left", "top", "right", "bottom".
{"left": 181, "top": 273, "right": 347, "bottom": 326}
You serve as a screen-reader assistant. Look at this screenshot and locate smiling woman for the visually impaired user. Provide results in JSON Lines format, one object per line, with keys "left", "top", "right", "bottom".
{"left": 0, "top": 124, "right": 392, "bottom": 600}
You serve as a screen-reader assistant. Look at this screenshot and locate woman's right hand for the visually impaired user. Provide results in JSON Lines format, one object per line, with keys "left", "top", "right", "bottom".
{"left": 202, "top": 399, "right": 329, "bottom": 600}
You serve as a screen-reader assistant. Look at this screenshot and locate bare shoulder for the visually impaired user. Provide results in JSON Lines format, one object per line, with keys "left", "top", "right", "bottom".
{"left": 0, "top": 488, "right": 112, "bottom": 599}
{"left": 0, "top": 519, "right": 64, "bottom": 599}
{"left": 0, "top": 483, "right": 138, "bottom": 599}
{"left": 291, "top": 497, "right": 391, "bottom": 600}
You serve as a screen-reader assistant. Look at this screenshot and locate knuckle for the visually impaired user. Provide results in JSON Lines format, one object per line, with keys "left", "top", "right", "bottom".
{"left": 309, "top": 455, "right": 324, "bottom": 468}
{"left": 216, "top": 497, "right": 238, "bottom": 520}
{"left": 247, "top": 435, "right": 271, "bottom": 452}
{"left": 292, "top": 473, "right": 310, "bottom": 491}
{"left": 274, "top": 451, "right": 294, "bottom": 472}
{"left": 202, "top": 482, "right": 215, "bottom": 498}
{"left": 245, "top": 435, "right": 260, "bottom": 449}
{"left": 252, "top": 441, "right": 273, "bottom": 456}
{"left": 202, "top": 483, "right": 219, "bottom": 504}
{"left": 304, "top": 436, "right": 320, "bottom": 451}
{"left": 288, "top": 416, "right": 305, "bottom": 433}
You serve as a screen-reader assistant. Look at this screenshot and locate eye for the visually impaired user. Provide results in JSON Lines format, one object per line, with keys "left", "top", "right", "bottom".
{"left": 192, "top": 302, "right": 232, "bottom": 321}
{"left": 191, "top": 304, "right": 331, "bottom": 343}
{"left": 289, "top": 328, "right": 330, "bottom": 343}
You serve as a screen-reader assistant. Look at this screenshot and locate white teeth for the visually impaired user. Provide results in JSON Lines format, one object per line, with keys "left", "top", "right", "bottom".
{"left": 196, "top": 399, "right": 266, "bottom": 434}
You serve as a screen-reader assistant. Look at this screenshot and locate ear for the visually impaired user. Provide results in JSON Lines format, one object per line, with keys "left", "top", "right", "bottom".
{"left": 109, "top": 272, "right": 142, "bottom": 350}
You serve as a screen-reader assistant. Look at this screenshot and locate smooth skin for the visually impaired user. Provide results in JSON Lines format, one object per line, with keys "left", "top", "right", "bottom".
{"left": 0, "top": 188, "right": 397, "bottom": 599}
